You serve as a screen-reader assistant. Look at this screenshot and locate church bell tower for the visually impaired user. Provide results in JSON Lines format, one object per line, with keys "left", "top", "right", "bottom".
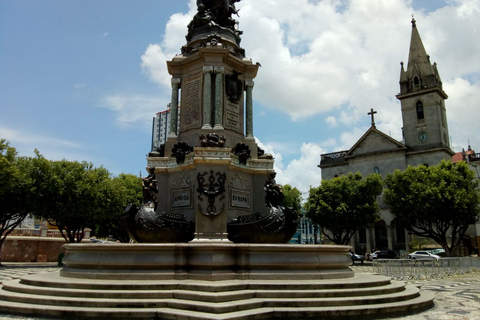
{"left": 396, "top": 19, "right": 454, "bottom": 166}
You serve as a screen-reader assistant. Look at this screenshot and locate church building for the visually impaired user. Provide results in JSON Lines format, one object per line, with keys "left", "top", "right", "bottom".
{"left": 319, "top": 19, "right": 455, "bottom": 255}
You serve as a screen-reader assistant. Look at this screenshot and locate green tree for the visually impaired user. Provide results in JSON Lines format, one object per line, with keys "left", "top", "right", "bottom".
{"left": 281, "top": 184, "right": 302, "bottom": 211}
{"left": 384, "top": 160, "right": 480, "bottom": 256}
{"left": 94, "top": 173, "right": 142, "bottom": 242}
{"left": 0, "top": 140, "right": 31, "bottom": 265}
{"left": 305, "top": 172, "right": 383, "bottom": 245}
{"left": 29, "top": 152, "right": 115, "bottom": 243}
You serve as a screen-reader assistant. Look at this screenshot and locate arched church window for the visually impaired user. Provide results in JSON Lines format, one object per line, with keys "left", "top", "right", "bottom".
{"left": 416, "top": 101, "right": 424, "bottom": 120}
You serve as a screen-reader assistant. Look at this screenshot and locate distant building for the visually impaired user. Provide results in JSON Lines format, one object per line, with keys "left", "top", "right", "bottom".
{"left": 151, "top": 105, "right": 180, "bottom": 151}
{"left": 453, "top": 145, "right": 480, "bottom": 254}
{"left": 289, "top": 212, "right": 320, "bottom": 244}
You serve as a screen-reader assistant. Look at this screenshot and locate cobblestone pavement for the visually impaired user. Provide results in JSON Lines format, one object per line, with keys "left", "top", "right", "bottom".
{"left": 0, "top": 263, "right": 479, "bottom": 319}
{"left": 351, "top": 262, "right": 480, "bottom": 320}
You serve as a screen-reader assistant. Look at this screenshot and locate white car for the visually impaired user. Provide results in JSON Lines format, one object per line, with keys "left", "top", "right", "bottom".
{"left": 407, "top": 251, "right": 440, "bottom": 260}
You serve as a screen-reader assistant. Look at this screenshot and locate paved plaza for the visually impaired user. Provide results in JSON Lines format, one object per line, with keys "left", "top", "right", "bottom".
{"left": 0, "top": 262, "right": 479, "bottom": 320}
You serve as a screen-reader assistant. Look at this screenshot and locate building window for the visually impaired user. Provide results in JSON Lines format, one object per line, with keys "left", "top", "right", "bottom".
{"left": 416, "top": 101, "right": 424, "bottom": 120}
{"left": 414, "top": 76, "right": 420, "bottom": 90}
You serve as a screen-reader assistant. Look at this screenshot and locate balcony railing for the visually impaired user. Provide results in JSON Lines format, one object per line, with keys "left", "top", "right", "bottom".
{"left": 4, "top": 227, "right": 91, "bottom": 239}
{"left": 372, "top": 257, "right": 480, "bottom": 280}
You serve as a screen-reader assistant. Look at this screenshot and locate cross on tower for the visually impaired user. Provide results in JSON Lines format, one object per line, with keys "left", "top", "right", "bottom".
{"left": 368, "top": 108, "right": 377, "bottom": 127}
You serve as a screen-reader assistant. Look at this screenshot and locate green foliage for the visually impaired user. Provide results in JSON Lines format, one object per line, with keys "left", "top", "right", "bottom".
{"left": 0, "top": 140, "right": 31, "bottom": 264}
{"left": 27, "top": 153, "right": 113, "bottom": 242}
{"left": 281, "top": 184, "right": 302, "bottom": 211}
{"left": 0, "top": 140, "right": 144, "bottom": 245}
{"left": 384, "top": 160, "right": 480, "bottom": 256}
{"left": 305, "top": 172, "right": 383, "bottom": 245}
{"left": 94, "top": 173, "right": 142, "bottom": 242}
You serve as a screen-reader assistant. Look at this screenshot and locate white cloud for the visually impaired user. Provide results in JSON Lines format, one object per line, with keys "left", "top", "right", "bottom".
{"left": 0, "top": 125, "right": 88, "bottom": 162}
{"left": 326, "top": 116, "right": 338, "bottom": 128}
{"left": 100, "top": 95, "right": 168, "bottom": 130}
{"left": 444, "top": 77, "right": 480, "bottom": 151}
{"left": 277, "top": 143, "right": 324, "bottom": 194}
{"left": 140, "top": 7, "right": 195, "bottom": 88}
{"left": 257, "top": 138, "right": 323, "bottom": 193}
{"left": 137, "top": 0, "right": 480, "bottom": 189}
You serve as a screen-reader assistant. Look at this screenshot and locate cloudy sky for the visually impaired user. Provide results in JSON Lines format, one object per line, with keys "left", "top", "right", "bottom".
{"left": 1, "top": 0, "right": 479, "bottom": 195}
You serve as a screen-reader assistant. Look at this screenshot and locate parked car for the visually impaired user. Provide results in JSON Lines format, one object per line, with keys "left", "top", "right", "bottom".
{"left": 350, "top": 252, "right": 365, "bottom": 264}
{"left": 407, "top": 251, "right": 440, "bottom": 260}
{"left": 370, "top": 250, "right": 399, "bottom": 259}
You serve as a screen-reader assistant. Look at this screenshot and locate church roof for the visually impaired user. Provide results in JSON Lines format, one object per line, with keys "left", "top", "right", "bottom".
{"left": 345, "top": 126, "right": 407, "bottom": 159}
{"left": 320, "top": 125, "right": 407, "bottom": 168}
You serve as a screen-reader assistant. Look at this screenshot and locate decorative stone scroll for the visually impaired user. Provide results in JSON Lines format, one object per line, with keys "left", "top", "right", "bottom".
{"left": 182, "top": 75, "right": 203, "bottom": 131}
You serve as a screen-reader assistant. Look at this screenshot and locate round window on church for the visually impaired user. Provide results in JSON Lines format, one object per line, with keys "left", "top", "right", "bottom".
{"left": 417, "top": 132, "right": 428, "bottom": 143}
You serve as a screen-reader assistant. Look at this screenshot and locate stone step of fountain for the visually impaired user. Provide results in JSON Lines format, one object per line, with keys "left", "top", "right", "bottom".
{"left": 0, "top": 282, "right": 420, "bottom": 310}
{"left": 16, "top": 271, "right": 392, "bottom": 291}
{"left": 2, "top": 278, "right": 407, "bottom": 301}
{"left": 0, "top": 284, "right": 424, "bottom": 310}
{"left": 0, "top": 272, "right": 434, "bottom": 319}
{"left": 0, "top": 293, "right": 434, "bottom": 320}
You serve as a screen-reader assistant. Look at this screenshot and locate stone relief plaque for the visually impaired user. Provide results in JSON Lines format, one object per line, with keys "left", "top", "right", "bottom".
{"left": 181, "top": 75, "right": 202, "bottom": 131}
{"left": 231, "top": 189, "right": 250, "bottom": 209}
{"left": 230, "top": 172, "right": 250, "bottom": 189}
{"left": 171, "top": 173, "right": 193, "bottom": 189}
{"left": 171, "top": 188, "right": 192, "bottom": 208}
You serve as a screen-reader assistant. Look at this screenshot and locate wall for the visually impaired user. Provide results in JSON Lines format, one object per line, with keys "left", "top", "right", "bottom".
{"left": 1, "top": 236, "right": 66, "bottom": 262}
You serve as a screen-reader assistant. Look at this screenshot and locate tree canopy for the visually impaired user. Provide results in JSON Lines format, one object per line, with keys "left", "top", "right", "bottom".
{"left": 281, "top": 184, "right": 302, "bottom": 211}
{"left": 0, "top": 140, "right": 31, "bottom": 264}
{"left": 384, "top": 160, "right": 480, "bottom": 256}
{"left": 305, "top": 172, "right": 383, "bottom": 245}
{"left": 95, "top": 173, "right": 142, "bottom": 242}
{"left": 26, "top": 151, "right": 142, "bottom": 243}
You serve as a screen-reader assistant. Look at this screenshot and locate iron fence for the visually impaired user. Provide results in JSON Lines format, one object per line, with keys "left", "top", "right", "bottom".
{"left": 372, "top": 257, "right": 480, "bottom": 280}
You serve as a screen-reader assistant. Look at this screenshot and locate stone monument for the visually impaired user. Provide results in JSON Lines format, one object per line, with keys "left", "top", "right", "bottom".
{"left": 0, "top": 6, "right": 434, "bottom": 319}
{"left": 123, "top": 0, "right": 298, "bottom": 243}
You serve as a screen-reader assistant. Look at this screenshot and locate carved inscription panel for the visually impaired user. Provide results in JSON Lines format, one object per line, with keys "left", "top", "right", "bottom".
{"left": 171, "top": 189, "right": 192, "bottom": 208}
{"left": 231, "top": 189, "right": 250, "bottom": 209}
{"left": 225, "top": 100, "right": 241, "bottom": 132}
{"left": 181, "top": 75, "right": 202, "bottom": 131}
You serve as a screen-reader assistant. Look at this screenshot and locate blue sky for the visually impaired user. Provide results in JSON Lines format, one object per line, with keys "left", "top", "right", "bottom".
{"left": 1, "top": 0, "right": 479, "bottom": 193}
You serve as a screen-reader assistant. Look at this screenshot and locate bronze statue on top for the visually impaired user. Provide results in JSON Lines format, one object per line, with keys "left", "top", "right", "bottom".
{"left": 187, "top": 0, "right": 242, "bottom": 39}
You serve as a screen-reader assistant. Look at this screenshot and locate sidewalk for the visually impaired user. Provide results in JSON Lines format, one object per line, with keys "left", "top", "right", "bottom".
{"left": 1, "top": 263, "right": 479, "bottom": 319}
